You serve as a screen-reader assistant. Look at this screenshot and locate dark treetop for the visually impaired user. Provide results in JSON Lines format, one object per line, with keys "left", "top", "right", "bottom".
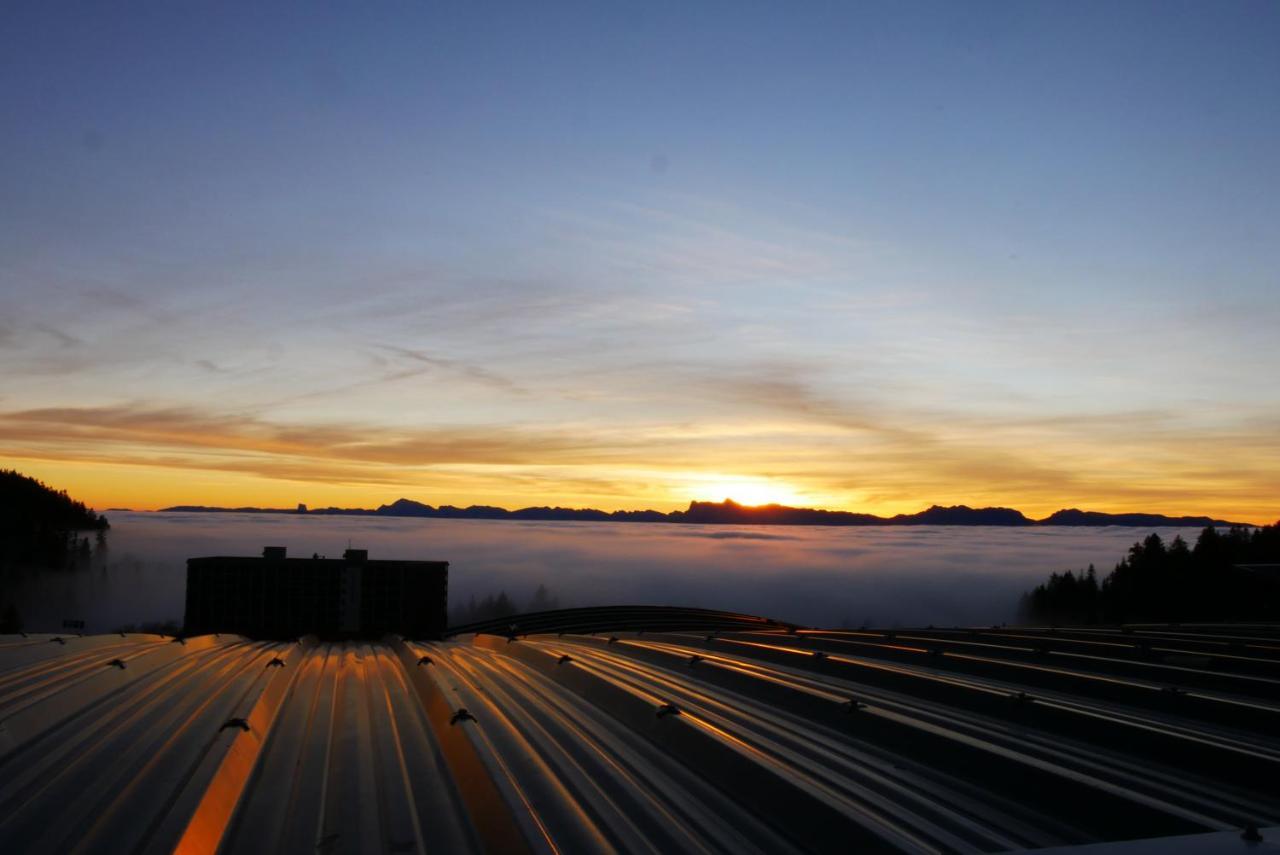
{"left": 1, "top": 469, "right": 108, "bottom": 570}
{"left": 1021, "top": 520, "right": 1280, "bottom": 624}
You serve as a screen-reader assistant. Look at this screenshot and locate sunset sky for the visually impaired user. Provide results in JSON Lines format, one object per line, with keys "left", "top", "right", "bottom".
{"left": 2, "top": 3, "right": 1278, "bottom": 521}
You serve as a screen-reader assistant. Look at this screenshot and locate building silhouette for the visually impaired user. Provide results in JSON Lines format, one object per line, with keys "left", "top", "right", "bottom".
{"left": 184, "top": 546, "right": 447, "bottom": 639}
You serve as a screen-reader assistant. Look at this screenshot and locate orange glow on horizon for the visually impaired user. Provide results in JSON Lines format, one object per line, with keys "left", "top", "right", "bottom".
{"left": 8, "top": 454, "right": 1276, "bottom": 525}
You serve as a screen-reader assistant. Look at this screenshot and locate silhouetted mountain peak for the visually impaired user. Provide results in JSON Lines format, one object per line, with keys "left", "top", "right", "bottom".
{"left": 1038, "top": 508, "right": 1243, "bottom": 527}
{"left": 377, "top": 498, "right": 434, "bottom": 515}
{"left": 891, "top": 505, "right": 1034, "bottom": 525}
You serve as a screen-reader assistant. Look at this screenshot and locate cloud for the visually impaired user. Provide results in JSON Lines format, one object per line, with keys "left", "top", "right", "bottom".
{"left": 35, "top": 325, "right": 83, "bottom": 347}
{"left": 0, "top": 404, "right": 616, "bottom": 467}
{"left": 378, "top": 346, "right": 525, "bottom": 393}
{"left": 683, "top": 531, "right": 798, "bottom": 541}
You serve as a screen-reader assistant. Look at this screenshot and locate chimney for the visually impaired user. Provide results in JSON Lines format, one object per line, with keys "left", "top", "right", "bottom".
{"left": 343, "top": 548, "right": 368, "bottom": 563}
{"left": 263, "top": 546, "right": 287, "bottom": 560}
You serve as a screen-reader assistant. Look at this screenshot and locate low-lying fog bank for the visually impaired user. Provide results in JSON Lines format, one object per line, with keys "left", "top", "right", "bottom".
{"left": 5, "top": 512, "right": 1209, "bottom": 633}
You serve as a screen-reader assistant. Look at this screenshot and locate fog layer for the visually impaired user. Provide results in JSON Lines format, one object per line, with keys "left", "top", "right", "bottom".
{"left": 8, "top": 513, "right": 1204, "bottom": 632}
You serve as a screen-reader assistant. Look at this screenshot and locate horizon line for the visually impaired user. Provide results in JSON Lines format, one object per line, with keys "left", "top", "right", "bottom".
{"left": 132, "top": 495, "right": 1263, "bottom": 527}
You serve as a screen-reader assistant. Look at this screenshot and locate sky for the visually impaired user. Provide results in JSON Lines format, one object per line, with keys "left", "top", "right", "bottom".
{"left": 1, "top": 1, "right": 1278, "bottom": 521}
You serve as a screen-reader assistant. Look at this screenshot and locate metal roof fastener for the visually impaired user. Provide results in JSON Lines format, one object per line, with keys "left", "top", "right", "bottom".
{"left": 450, "top": 708, "right": 476, "bottom": 726}
{"left": 1242, "top": 824, "right": 1263, "bottom": 842}
{"left": 656, "top": 703, "right": 681, "bottom": 718}
{"left": 812, "top": 650, "right": 826, "bottom": 660}
{"left": 220, "top": 718, "right": 250, "bottom": 732}
{"left": 1009, "top": 691, "right": 1035, "bottom": 704}
{"left": 607, "top": 636, "right": 619, "bottom": 645}
{"left": 267, "top": 657, "right": 286, "bottom": 668}
{"left": 107, "top": 659, "right": 126, "bottom": 669}
{"left": 171, "top": 637, "right": 185, "bottom": 645}
{"left": 557, "top": 654, "right": 573, "bottom": 665}
{"left": 843, "top": 699, "right": 867, "bottom": 713}
{"left": 52, "top": 637, "right": 65, "bottom": 645}
{"left": 417, "top": 655, "right": 433, "bottom": 667}
{"left": 688, "top": 654, "right": 703, "bottom": 666}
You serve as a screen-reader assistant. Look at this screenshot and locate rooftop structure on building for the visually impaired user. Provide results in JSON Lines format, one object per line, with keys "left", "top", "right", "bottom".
{"left": 184, "top": 546, "right": 447, "bottom": 640}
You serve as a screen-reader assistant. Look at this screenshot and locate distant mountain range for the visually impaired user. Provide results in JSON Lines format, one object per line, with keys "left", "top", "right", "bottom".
{"left": 159, "top": 498, "right": 1252, "bottom": 527}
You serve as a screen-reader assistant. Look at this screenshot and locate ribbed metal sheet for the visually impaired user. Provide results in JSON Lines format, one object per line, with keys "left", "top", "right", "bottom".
{"left": 1, "top": 623, "right": 1277, "bottom": 853}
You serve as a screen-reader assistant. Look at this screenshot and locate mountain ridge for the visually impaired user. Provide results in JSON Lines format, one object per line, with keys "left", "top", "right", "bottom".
{"left": 157, "top": 498, "right": 1255, "bottom": 527}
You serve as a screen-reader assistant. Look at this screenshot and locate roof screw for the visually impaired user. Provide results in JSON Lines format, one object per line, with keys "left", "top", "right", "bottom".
{"left": 688, "top": 654, "right": 703, "bottom": 666}
{"left": 1035, "top": 646, "right": 1050, "bottom": 656}
{"left": 220, "top": 718, "right": 250, "bottom": 732}
{"left": 1010, "top": 691, "right": 1035, "bottom": 704}
{"left": 843, "top": 698, "right": 867, "bottom": 713}
{"left": 107, "top": 658, "right": 126, "bottom": 669}
{"left": 52, "top": 637, "right": 65, "bottom": 645}
{"left": 267, "top": 657, "right": 286, "bottom": 667}
{"left": 1162, "top": 686, "right": 1187, "bottom": 696}
{"left": 812, "top": 650, "right": 826, "bottom": 660}
{"left": 557, "top": 654, "right": 573, "bottom": 665}
{"left": 171, "top": 637, "right": 186, "bottom": 645}
{"left": 607, "top": 636, "right": 619, "bottom": 645}
{"left": 1242, "top": 824, "right": 1263, "bottom": 843}
{"left": 704, "top": 634, "right": 715, "bottom": 643}
{"left": 929, "top": 648, "right": 943, "bottom": 658}
{"left": 450, "top": 708, "right": 476, "bottom": 726}
{"left": 656, "top": 702, "right": 681, "bottom": 718}
{"left": 417, "top": 655, "right": 433, "bottom": 667}
{"left": 119, "top": 631, "right": 127, "bottom": 638}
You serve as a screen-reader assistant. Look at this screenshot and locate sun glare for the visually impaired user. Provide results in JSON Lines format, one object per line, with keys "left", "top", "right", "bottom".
{"left": 691, "top": 477, "right": 805, "bottom": 508}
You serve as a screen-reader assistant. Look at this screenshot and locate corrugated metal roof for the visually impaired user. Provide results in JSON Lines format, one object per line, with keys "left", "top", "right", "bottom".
{"left": 1, "top": 620, "right": 1277, "bottom": 853}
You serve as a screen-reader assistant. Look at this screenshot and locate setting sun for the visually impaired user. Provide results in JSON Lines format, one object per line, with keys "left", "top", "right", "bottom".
{"left": 687, "top": 476, "right": 807, "bottom": 508}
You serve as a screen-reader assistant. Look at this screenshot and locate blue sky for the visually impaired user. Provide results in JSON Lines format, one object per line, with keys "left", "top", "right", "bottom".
{"left": 2, "top": 1, "right": 1278, "bottom": 518}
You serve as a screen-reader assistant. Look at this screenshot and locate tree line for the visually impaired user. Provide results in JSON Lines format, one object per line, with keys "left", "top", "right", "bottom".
{"left": 0, "top": 469, "right": 109, "bottom": 571}
{"left": 1020, "top": 521, "right": 1280, "bottom": 624}
{"left": 449, "top": 584, "right": 561, "bottom": 627}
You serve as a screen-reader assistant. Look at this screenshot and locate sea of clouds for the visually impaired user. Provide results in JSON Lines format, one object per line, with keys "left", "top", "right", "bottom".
{"left": 8, "top": 512, "right": 1206, "bottom": 633}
